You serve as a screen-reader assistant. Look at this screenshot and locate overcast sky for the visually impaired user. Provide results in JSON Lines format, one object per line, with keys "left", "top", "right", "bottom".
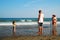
{"left": 0, "top": 0, "right": 60, "bottom": 18}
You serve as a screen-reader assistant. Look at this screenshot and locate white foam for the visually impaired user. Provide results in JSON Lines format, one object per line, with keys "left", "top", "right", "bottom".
{"left": 0, "top": 22, "right": 12, "bottom": 26}
{"left": 0, "top": 22, "right": 60, "bottom": 26}
{"left": 27, "top": 20, "right": 32, "bottom": 22}
{"left": 16, "top": 22, "right": 37, "bottom": 25}
{"left": 21, "top": 20, "right": 25, "bottom": 22}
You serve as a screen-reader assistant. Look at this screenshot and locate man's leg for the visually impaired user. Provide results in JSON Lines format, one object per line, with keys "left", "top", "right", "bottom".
{"left": 40, "top": 26, "right": 43, "bottom": 35}
{"left": 38, "top": 26, "right": 43, "bottom": 35}
{"left": 38, "top": 26, "right": 40, "bottom": 35}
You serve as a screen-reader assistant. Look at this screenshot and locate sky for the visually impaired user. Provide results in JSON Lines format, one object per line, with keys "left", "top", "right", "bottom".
{"left": 0, "top": 0, "right": 60, "bottom": 18}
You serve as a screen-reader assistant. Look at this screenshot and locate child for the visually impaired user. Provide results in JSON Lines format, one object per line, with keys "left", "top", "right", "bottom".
{"left": 12, "top": 21, "right": 16, "bottom": 33}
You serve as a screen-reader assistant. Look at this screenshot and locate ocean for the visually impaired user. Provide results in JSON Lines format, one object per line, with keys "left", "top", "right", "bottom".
{"left": 0, "top": 18, "right": 60, "bottom": 37}
{"left": 0, "top": 18, "right": 60, "bottom": 22}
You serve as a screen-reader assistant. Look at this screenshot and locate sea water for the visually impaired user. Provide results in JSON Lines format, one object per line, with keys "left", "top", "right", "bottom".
{"left": 0, "top": 18, "right": 60, "bottom": 37}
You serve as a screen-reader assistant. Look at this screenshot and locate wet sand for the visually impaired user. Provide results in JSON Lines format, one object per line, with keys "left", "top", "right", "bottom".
{"left": 0, "top": 36, "right": 60, "bottom": 40}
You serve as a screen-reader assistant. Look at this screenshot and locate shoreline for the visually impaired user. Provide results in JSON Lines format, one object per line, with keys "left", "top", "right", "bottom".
{"left": 0, "top": 35, "right": 60, "bottom": 40}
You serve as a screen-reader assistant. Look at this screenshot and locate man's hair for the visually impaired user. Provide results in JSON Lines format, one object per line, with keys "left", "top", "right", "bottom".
{"left": 39, "top": 10, "right": 41, "bottom": 13}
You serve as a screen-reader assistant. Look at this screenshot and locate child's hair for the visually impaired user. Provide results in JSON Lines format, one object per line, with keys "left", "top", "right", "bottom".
{"left": 12, "top": 21, "right": 15, "bottom": 24}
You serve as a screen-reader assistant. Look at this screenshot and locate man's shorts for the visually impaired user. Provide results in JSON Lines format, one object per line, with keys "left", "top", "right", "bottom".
{"left": 39, "top": 23, "right": 43, "bottom": 26}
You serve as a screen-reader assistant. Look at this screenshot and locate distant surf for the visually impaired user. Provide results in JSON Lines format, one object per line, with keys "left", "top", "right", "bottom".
{"left": 0, "top": 18, "right": 60, "bottom": 26}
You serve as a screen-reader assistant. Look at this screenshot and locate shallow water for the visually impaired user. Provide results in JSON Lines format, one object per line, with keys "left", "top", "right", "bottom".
{"left": 0, "top": 24, "right": 60, "bottom": 37}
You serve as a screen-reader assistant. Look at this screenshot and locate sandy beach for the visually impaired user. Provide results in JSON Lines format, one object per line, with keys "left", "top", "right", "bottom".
{"left": 0, "top": 36, "right": 60, "bottom": 40}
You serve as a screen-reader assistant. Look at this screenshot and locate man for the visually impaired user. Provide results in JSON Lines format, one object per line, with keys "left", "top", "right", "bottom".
{"left": 38, "top": 10, "right": 44, "bottom": 35}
